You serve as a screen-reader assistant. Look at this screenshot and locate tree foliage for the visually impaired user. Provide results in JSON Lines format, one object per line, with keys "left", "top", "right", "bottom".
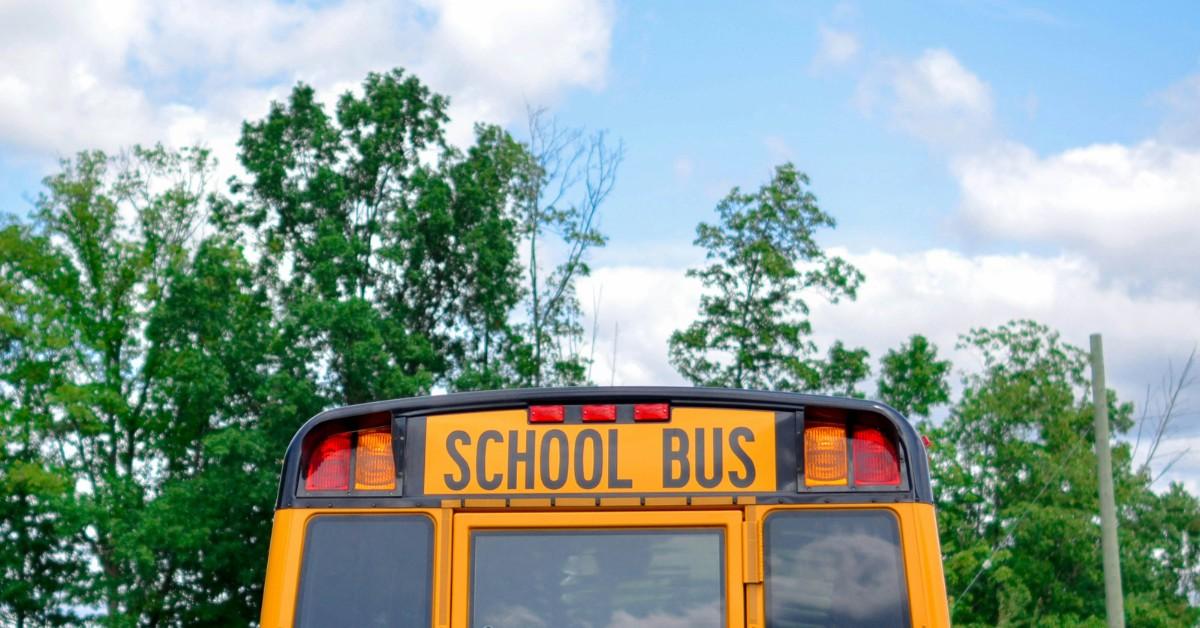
{"left": 0, "top": 433, "right": 82, "bottom": 626}
{"left": 221, "top": 70, "right": 534, "bottom": 403}
{"left": 877, "top": 333, "right": 952, "bottom": 417}
{"left": 669, "top": 163, "right": 866, "bottom": 391}
{"left": 818, "top": 340, "right": 872, "bottom": 398}
{"left": 929, "top": 320, "right": 1200, "bottom": 626}
{"left": 0, "top": 68, "right": 570, "bottom": 626}
{"left": 0, "top": 146, "right": 277, "bottom": 625}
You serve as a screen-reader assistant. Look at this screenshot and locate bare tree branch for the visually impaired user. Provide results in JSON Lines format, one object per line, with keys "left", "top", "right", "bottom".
{"left": 1142, "top": 345, "right": 1197, "bottom": 472}
{"left": 519, "top": 106, "right": 624, "bottom": 385}
{"left": 1151, "top": 447, "right": 1192, "bottom": 486}
{"left": 1131, "top": 382, "right": 1151, "bottom": 463}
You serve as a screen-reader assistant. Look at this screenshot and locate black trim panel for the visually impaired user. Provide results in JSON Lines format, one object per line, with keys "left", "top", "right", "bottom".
{"left": 403, "top": 416, "right": 425, "bottom": 497}
{"left": 774, "top": 411, "right": 798, "bottom": 493}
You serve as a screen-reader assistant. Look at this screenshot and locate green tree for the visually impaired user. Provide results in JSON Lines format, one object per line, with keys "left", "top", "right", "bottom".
{"left": 0, "top": 221, "right": 87, "bottom": 627}
{"left": 222, "top": 69, "right": 533, "bottom": 401}
{"left": 129, "top": 237, "right": 279, "bottom": 625}
{"left": 877, "top": 333, "right": 952, "bottom": 417}
{"left": 930, "top": 320, "right": 1200, "bottom": 626}
{"left": 0, "top": 427, "right": 83, "bottom": 627}
{"left": 446, "top": 124, "right": 537, "bottom": 390}
{"left": 669, "top": 163, "right": 866, "bottom": 391}
{"left": 0, "top": 68, "right": 597, "bottom": 626}
{"left": 818, "top": 340, "right": 871, "bottom": 397}
{"left": 0, "top": 146, "right": 277, "bottom": 624}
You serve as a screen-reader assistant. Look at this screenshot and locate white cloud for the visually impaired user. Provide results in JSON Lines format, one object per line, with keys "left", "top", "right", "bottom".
{"left": 579, "top": 266, "right": 700, "bottom": 386}
{"left": 0, "top": 0, "right": 154, "bottom": 155}
{"left": 878, "top": 49, "right": 995, "bottom": 149}
{"left": 813, "top": 27, "right": 860, "bottom": 68}
{"left": 806, "top": 248, "right": 1200, "bottom": 390}
{"left": 0, "top": 0, "right": 614, "bottom": 165}
{"left": 581, "top": 249, "right": 1200, "bottom": 410}
{"left": 420, "top": 0, "right": 612, "bottom": 113}
{"left": 854, "top": 49, "right": 1200, "bottom": 294}
{"left": 1148, "top": 435, "right": 1200, "bottom": 495}
{"left": 953, "top": 140, "right": 1200, "bottom": 291}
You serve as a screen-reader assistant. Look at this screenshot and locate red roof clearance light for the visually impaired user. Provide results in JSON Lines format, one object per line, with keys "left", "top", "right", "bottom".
{"left": 529, "top": 405, "right": 565, "bottom": 423}
{"left": 581, "top": 404, "right": 617, "bottom": 422}
{"left": 633, "top": 403, "right": 670, "bottom": 422}
{"left": 852, "top": 426, "right": 901, "bottom": 486}
{"left": 305, "top": 432, "right": 351, "bottom": 491}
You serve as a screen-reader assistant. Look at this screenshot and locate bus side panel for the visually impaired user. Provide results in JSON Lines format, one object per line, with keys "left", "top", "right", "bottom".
{"left": 260, "top": 509, "right": 308, "bottom": 628}
{"left": 899, "top": 503, "right": 951, "bottom": 627}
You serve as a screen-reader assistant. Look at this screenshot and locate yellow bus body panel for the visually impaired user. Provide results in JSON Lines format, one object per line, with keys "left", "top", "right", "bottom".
{"left": 260, "top": 502, "right": 948, "bottom": 627}
{"left": 259, "top": 508, "right": 449, "bottom": 628}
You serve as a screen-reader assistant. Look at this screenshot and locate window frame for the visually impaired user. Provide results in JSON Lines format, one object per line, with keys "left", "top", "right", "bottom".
{"left": 451, "top": 510, "right": 745, "bottom": 627}
{"left": 294, "top": 513, "right": 436, "bottom": 628}
{"left": 762, "top": 507, "right": 911, "bottom": 628}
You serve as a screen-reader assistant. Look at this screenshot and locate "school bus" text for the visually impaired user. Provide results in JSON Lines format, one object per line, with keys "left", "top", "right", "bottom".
{"left": 438, "top": 426, "right": 760, "bottom": 493}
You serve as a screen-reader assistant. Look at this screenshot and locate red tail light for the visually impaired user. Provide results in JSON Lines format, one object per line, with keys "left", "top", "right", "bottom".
{"left": 305, "top": 432, "right": 351, "bottom": 491}
{"left": 852, "top": 426, "right": 901, "bottom": 486}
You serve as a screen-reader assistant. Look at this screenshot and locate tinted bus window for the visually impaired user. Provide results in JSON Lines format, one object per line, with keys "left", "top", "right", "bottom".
{"left": 470, "top": 529, "right": 723, "bottom": 628}
{"left": 295, "top": 515, "right": 433, "bottom": 628}
{"left": 765, "top": 511, "right": 908, "bottom": 628}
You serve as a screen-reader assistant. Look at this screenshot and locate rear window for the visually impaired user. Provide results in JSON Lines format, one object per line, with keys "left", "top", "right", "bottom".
{"left": 470, "top": 529, "right": 724, "bottom": 628}
{"left": 295, "top": 515, "right": 433, "bottom": 627}
{"left": 765, "top": 510, "right": 908, "bottom": 627}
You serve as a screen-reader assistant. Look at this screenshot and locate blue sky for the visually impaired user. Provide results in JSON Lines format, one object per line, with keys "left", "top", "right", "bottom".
{"left": 1, "top": 0, "right": 1198, "bottom": 486}
{"left": 558, "top": 1, "right": 1200, "bottom": 251}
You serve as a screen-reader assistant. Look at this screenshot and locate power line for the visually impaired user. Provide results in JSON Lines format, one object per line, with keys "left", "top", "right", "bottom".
{"left": 950, "top": 436, "right": 1088, "bottom": 613}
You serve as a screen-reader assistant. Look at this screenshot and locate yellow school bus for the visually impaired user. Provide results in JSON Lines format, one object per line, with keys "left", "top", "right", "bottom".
{"left": 260, "top": 387, "right": 950, "bottom": 627}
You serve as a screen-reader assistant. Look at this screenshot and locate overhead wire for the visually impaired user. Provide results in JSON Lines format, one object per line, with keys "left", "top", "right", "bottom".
{"left": 949, "top": 435, "right": 1090, "bottom": 613}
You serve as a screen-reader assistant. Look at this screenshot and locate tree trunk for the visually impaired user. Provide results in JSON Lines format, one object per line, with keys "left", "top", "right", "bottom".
{"left": 530, "top": 221, "right": 541, "bottom": 387}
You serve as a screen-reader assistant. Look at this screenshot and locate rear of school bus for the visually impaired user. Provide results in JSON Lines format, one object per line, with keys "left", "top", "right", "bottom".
{"left": 260, "top": 387, "right": 950, "bottom": 627}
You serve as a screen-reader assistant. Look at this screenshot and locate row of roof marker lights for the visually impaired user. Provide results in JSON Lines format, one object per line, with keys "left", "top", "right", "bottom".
{"left": 528, "top": 403, "right": 669, "bottom": 422}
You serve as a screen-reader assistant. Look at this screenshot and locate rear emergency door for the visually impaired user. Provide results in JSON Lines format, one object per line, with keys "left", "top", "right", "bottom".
{"left": 451, "top": 510, "right": 745, "bottom": 627}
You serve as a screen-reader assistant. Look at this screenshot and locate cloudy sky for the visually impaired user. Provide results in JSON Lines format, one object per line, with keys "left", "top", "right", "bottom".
{"left": 1, "top": 0, "right": 1198, "bottom": 486}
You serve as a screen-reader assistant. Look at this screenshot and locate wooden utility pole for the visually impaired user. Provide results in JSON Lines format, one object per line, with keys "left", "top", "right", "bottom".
{"left": 1090, "top": 333, "right": 1125, "bottom": 628}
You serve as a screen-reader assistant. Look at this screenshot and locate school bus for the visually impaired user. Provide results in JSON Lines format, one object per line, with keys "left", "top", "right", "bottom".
{"left": 260, "top": 387, "right": 950, "bottom": 627}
